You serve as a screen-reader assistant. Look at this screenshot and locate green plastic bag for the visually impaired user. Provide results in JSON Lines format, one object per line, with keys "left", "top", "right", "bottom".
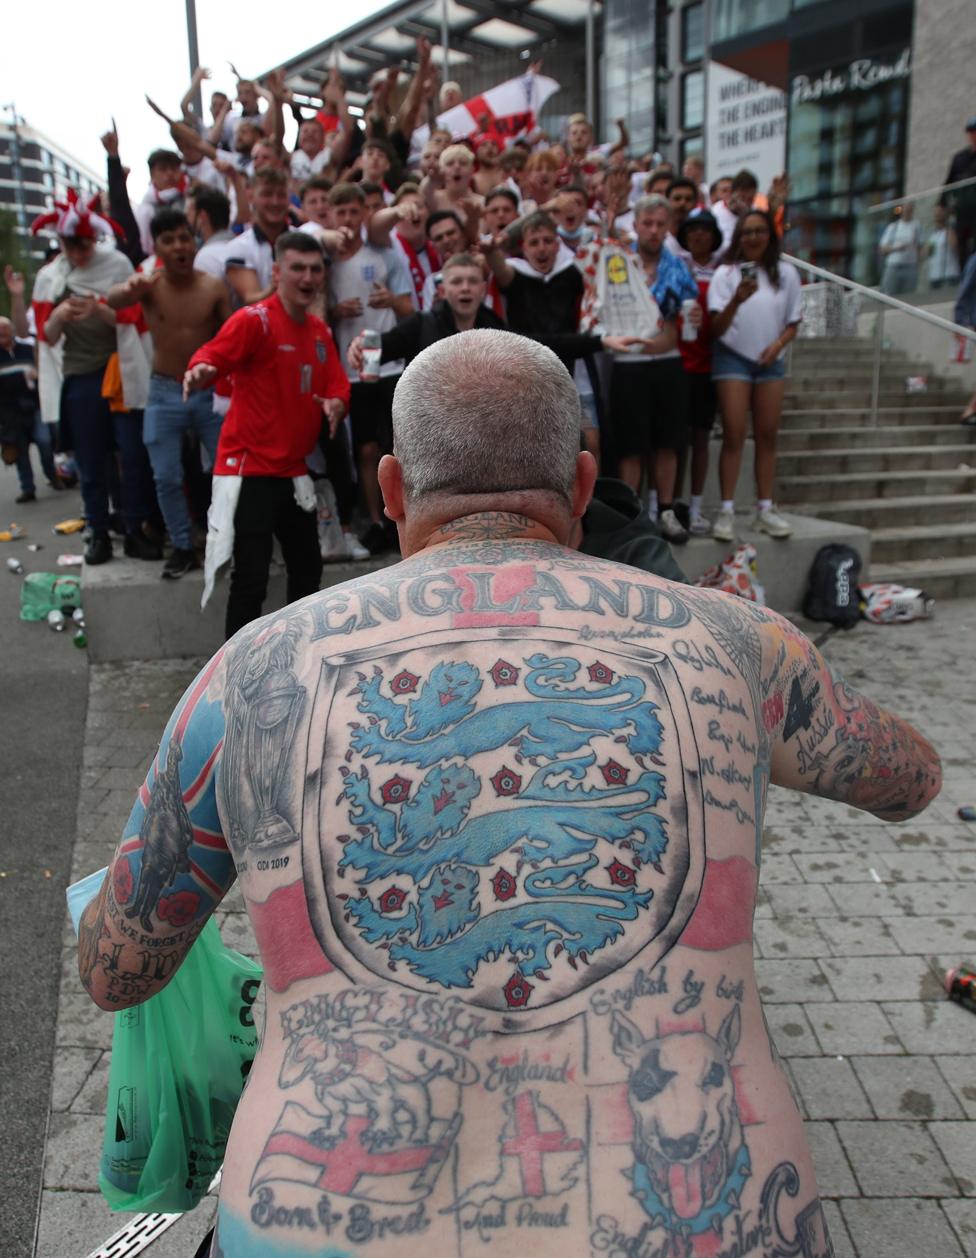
{"left": 99, "top": 917, "right": 262, "bottom": 1213}
{"left": 19, "top": 572, "right": 82, "bottom": 621}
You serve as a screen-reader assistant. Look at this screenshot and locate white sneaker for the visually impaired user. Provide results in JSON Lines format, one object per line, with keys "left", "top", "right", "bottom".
{"left": 689, "top": 513, "right": 712, "bottom": 536}
{"left": 345, "top": 533, "right": 371, "bottom": 561}
{"left": 658, "top": 508, "right": 690, "bottom": 544}
{"left": 712, "top": 509, "right": 736, "bottom": 542}
{"left": 754, "top": 507, "right": 793, "bottom": 538}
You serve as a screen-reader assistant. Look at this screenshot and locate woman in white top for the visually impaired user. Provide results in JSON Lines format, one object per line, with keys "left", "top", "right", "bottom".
{"left": 707, "top": 210, "right": 803, "bottom": 541}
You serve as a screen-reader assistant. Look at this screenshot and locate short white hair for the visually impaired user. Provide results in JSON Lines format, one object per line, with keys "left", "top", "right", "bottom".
{"left": 634, "top": 193, "right": 670, "bottom": 217}
{"left": 392, "top": 330, "right": 581, "bottom": 503}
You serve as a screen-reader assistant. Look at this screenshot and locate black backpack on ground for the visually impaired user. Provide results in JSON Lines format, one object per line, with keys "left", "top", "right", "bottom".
{"left": 802, "top": 544, "right": 863, "bottom": 628}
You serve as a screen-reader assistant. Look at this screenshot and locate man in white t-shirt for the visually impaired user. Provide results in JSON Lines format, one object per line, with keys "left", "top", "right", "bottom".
{"left": 186, "top": 186, "right": 234, "bottom": 281}
{"left": 223, "top": 168, "right": 291, "bottom": 306}
{"left": 328, "top": 182, "right": 413, "bottom": 553}
{"left": 290, "top": 119, "right": 332, "bottom": 184}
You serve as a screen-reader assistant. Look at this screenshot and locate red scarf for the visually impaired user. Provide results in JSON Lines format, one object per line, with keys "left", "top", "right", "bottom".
{"left": 396, "top": 231, "right": 440, "bottom": 309}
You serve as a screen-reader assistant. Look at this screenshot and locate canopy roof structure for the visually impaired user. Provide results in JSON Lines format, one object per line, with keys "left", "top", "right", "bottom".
{"left": 266, "top": 0, "right": 601, "bottom": 111}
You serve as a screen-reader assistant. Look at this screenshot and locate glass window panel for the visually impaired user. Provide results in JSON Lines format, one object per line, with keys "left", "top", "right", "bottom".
{"left": 712, "top": 0, "right": 789, "bottom": 42}
{"left": 682, "top": 71, "right": 704, "bottom": 129}
{"left": 682, "top": 3, "right": 704, "bottom": 62}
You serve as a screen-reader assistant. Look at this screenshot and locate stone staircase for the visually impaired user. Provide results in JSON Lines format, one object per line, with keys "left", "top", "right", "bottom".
{"left": 777, "top": 337, "right": 976, "bottom": 598}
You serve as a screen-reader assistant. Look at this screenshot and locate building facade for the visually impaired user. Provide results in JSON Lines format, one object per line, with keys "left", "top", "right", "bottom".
{"left": 0, "top": 118, "right": 104, "bottom": 265}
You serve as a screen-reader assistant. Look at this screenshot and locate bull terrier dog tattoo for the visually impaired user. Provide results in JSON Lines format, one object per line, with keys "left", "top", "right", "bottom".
{"left": 611, "top": 1005, "right": 751, "bottom": 1239}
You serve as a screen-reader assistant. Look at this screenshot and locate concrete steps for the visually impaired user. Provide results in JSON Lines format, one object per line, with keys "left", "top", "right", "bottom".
{"left": 780, "top": 406, "right": 967, "bottom": 429}
{"left": 776, "top": 444, "right": 976, "bottom": 476}
{"left": 870, "top": 521, "right": 976, "bottom": 563}
{"left": 787, "top": 372, "right": 951, "bottom": 391}
{"left": 782, "top": 389, "right": 970, "bottom": 410}
{"left": 779, "top": 424, "right": 975, "bottom": 450}
{"left": 866, "top": 555, "right": 976, "bottom": 599}
{"left": 788, "top": 493, "right": 976, "bottom": 529}
{"left": 779, "top": 467, "right": 976, "bottom": 503}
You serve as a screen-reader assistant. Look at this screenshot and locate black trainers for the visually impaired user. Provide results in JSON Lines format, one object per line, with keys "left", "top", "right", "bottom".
{"left": 161, "top": 547, "right": 201, "bottom": 579}
{"left": 85, "top": 533, "right": 113, "bottom": 565}
{"left": 123, "top": 533, "right": 163, "bottom": 561}
{"left": 15, "top": 489, "right": 36, "bottom": 504}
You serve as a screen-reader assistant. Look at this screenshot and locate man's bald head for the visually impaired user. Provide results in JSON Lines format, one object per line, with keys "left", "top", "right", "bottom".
{"left": 0, "top": 317, "right": 14, "bottom": 349}
{"left": 391, "top": 330, "right": 581, "bottom": 505}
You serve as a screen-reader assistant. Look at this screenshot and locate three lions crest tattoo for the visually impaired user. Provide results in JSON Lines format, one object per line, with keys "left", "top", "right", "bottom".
{"left": 303, "top": 629, "right": 706, "bottom": 1025}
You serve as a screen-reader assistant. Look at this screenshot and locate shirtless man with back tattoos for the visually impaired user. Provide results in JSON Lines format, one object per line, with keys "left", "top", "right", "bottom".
{"left": 79, "top": 330, "right": 941, "bottom": 1258}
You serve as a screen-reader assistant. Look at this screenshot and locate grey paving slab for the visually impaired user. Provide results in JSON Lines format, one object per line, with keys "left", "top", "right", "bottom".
{"left": 851, "top": 1055, "right": 966, "bottom": 1120}
{"left": 890, "top": 820, "right": 975, "bottom": 850}
{"left": 841, "top": 1199, "right": 965, "bottom": 1258}
{"left": 826, "top": 883, "right": 903, "bottom": 915}
{"left": 835, "top": 1121, "right": 959, "bottom": 1197}
{"left": 888, "top": 881, "right": 976, "bottom": 915}
{"left": 763, "top": 883, "right": 838, "bottom": 916}
{"left": 42, "top": 1112, "right": 103, "bottom": 1191}
{"left": 34, "top": 1190, "right": 216, "bottom": 1258}
{"left": 754, "top": 914, "right": 833, "bottom": 958}
{"left": 936, "top": 1058, "right": 976, "bottom": 1120}
{"left": 821, "top": 915, "right": 905, "bottom": 956}
{"left": 806, "top": 826, "right": 900, "bottom": 854}
{"left": 806, "top": 1122, "right": 860, "bottom": 1196}
{"left": 822, "top": 1199, "right": 856, "bottom": 1258}
{"left": 70, "top": 1050, "right": 111, "bottom": 1116}
{"left": 49, "top": 1047, "right": 101, "bottom": 1113}
{"left": 885, "top": 915, "right": 976, "bottom": 954}
{"left": 882, "top": 1002, "right": 976, "bottom": 1054}
{"left": 791, "top": 852, "right": 879, "bottom": 883}
{"left": 762, "top": 824, "right": 843, "bottom": 853}
{"left": 765, "top": 1003, "right": 823, "bottom": 1057}
{"left": 755, "top": 958, "right": 835, "bottom": 1003}
{"left": 55, "top": 992, "right": 114, "bottom": 1051}
{"left": 757, "top": 852, "right": 804, "bottom": 882}
{"left": 878, "top": 850, "right": 973, "bottom": 880}
{"left": 790, "top": 1056, "right": 874, "bottom": 1120}
{"left": 930, "top": 1123, "right": 976, "bottom": 1195}
{"left": 944, "top": 1199, "right": 976, "bottom": 1258}
{"left": 806, "top": 1002, "right": 903, "bottom": 1056}
{"left": 819, "top": 954, "right": 943, "bottom": 1002}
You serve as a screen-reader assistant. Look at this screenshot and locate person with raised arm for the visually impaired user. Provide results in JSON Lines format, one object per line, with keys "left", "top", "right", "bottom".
{"left": 107, "top": 208, "right": 230, "bottom": 578}
{"left": 182, "top": 231, "right": 349, "bottom": 636}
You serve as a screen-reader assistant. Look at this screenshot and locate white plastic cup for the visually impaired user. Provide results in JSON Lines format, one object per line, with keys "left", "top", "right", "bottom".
{"left": 681, "top": 298, "right": 699, "bottom": 342}
{"left": 360, "top": 330, "right": 382, "bottom": 382}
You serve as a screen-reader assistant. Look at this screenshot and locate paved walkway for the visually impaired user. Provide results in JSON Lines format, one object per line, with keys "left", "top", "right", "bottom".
{"left": 37, "top": 603, "right": 976, "bottom": 1257}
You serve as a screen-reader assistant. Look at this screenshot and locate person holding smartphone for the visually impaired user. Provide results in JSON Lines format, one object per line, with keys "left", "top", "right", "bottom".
{"left": 708, "top": 209, "right": 803, "bottom": 541}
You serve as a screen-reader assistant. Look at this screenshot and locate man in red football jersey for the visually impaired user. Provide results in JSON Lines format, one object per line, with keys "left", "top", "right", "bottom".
{"left": 184, "top": 232, "right": 349, "bottom": 637}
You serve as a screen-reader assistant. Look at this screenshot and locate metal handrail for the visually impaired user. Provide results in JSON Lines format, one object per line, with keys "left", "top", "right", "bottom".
{"left": 867, "top": 174, "right": 976, "bottom": 215}
{"left": 783, "top": 252, "right": 976, "bottom": 426}
{"left": 784, "top": 253, "right": 976, "bottom": 340}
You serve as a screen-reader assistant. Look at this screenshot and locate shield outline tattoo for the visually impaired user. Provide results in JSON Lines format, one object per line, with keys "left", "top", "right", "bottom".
{"left": 302, "top": 627, "right": 706, "bottom": 1031}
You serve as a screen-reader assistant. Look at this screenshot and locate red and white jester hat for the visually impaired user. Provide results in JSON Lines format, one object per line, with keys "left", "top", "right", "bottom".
{"left": 30, "top": 188, "right": 123, "bottom": 240}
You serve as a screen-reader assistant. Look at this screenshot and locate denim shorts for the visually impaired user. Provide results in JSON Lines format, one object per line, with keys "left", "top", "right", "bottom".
{"left": 712, "top": 340, "right": 787, "bottom": 383}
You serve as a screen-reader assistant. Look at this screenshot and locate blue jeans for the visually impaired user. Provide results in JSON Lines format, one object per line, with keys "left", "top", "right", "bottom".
{"left": 62, "top": 369, "right": 155, "bottom": 536}
{"left": 15, "top": 410, "right": 57, "bottom": 493}
{"left": 143, "top": 375, "right": 222, "bottom": 550}
{"left": 712, "top": 341, "right": 787, "bottom": 383}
